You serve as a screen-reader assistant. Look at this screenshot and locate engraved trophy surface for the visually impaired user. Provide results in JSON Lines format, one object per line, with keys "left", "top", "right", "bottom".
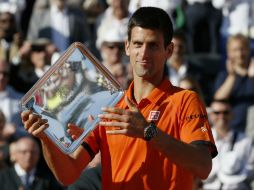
{"left": 20, "top": 42, "right": 124, "bottom": 154}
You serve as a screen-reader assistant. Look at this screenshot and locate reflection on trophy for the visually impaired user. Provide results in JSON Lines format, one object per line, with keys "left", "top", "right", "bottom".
{"left": 20, "top": 42, "right": 124, "bottom": 154}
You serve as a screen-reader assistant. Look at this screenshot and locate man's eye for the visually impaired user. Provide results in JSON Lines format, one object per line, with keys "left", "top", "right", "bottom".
{"left": 133, "top": 42, "right": 142, "bottom": 48}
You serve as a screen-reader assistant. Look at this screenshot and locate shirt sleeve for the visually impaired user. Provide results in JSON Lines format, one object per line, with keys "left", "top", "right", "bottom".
{"left": 179, "top": 91, "right": 218, "bottom": 158}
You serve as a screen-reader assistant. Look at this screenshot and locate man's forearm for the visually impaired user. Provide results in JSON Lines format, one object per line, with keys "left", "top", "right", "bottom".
{"left": 151, "top": 129, "right": 212, "bottom": 179}
{"left": 40, "top": 136, "right": 91, "bottom": 185}
{"left": 214, "top": 75, "right": 236, "bottom": 99}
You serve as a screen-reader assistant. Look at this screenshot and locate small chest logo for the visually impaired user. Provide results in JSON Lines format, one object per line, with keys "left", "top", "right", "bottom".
{"left": 148, "top": 111, "right": 160, "bottom": 121}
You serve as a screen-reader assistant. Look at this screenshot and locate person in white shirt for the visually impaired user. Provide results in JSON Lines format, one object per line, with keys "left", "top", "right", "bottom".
{"left": 202, "top": 99, "right": 254, "bottom": 190}
{"left": 0, "top": 136, "right": 63, "bottom": 190}
{"left": 0, "top": 59, "right": 24, "bottom": 139}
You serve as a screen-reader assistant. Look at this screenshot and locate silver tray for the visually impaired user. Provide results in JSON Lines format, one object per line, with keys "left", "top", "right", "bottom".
{"left": 20, "top": 42, "right": 124, "bottom": 154}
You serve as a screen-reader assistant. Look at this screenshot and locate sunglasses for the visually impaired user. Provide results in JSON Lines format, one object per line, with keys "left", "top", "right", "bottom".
{"left": 105, "top": 44, "right": 124, "bottom": 50}
{"left": 213, "top": 110, "right": 230, "bottom": 115}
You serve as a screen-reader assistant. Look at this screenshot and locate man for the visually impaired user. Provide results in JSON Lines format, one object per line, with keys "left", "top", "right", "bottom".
{"left": 203, "top": 99, "right": 254, "bottom": 190}
{"left": 0, "top": 59, "right": 24, "bottom": 139}
{"left": 27, "top": 0, "right": 91, "bottom": 52}
{"left": 213, "top": 34, "right": 254, "bottom": 132}
{"left": 0, "top": 136, "right": 63, "bottom": 190}
{"left": 21, "top": 7, "right": 217, "bottom": 189}
{"left": 165, "top": 30, "right": 202, "bottom": 87}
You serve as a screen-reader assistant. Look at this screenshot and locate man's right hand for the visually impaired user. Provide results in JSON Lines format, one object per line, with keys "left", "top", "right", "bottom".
{"left": 21, "top": 110, "right": 49, "bottom": 139}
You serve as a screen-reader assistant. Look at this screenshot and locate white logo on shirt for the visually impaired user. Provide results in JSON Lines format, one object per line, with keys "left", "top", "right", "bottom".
{"left": 148, "top": 111, "right": 160, "bottom": 121}
{"left": 201, "top": 126, "right": 207, "bottom": 132}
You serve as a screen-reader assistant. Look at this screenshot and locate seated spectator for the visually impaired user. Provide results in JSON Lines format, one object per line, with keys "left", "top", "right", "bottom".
{"left": 0, "top": 59, "right": 24, "bottom": 140}
{"left": 0, "top": 11, "right": 24, "bottom": 64}
{"left": 185, "top": 0, "right": 222, "bottom": 53}
{"left": 213, "top": 0, "right": 254, "bottom": 60}
{"left": 95, "top": 0, "right": 130, "bottom": 52}
{"left": 98, "top": 28, "right": 128, "bottom": 89}
{"left": 202, "top": 99, "right": 254, "bottom": 190}
{"left": 128, "top": 0, "right": 182, "bottom": 27}
{"left": 165, "top": 30, "right": 203, "bottom": 87}
{"left": 0, "top": 110, "right": 9, "bottom": 170}
{"left": 0, "top": 136, "right": 64, "bottom": 190}
{"left": 213, "top": 34, "right": 254, "bottom": 132}
{"left": 27, "top": 0, "right": 91, "bottom": 52}
{"left": 10, "top": 39, "right": 57, "bottom": 93}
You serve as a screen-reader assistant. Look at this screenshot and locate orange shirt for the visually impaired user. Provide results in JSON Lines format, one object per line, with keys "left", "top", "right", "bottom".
{"left": 85, "top": 78, "right": 217, "bottom": 190}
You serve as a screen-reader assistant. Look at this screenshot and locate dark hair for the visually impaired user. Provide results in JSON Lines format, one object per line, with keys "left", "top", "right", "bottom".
{"left": 173, "top": 29, "right": 186, "bottom": 42}
{"left": 127, "top": 7, "right": 173, "bottom": 47}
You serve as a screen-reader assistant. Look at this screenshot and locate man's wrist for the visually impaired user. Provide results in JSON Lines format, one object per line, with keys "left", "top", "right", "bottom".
{"left": 144, "top": 121, "right": 158, "bottom": 141}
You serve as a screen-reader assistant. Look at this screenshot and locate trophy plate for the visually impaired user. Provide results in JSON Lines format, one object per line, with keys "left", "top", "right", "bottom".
{"left": 20, "top": 42, "right": 124, "bottom": 154}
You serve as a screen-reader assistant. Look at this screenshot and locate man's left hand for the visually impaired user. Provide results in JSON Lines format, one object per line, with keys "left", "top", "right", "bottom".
{"left": 98, "top": 96, "right": 149, "bottom": 139}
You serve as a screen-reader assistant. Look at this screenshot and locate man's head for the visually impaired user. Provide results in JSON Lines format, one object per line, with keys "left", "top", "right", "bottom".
{"left": 30, "top": 39, "right": 49, "bottom": 69}
{"left": 0, "top": 59, "right": 10, "bottom": 91}
{"left": 127, "top": 7, "right": 173, "bottom": 48}
{"left": 227, "top": 34, "right": 250, "bottom": 68}
{"left": 171, "top": 30, "right": 186, "bottom": 61}
{"left": 210, "top": 99, "right": 232, "bottom": 132}
{"left": 100, "top": 29, "right": 126, "bottom": 65}
{"left": 125, "top": 7, "right": 174, "bottom": 81}
{"left": 13, "top": 137, "right": 40, "bottom": 172}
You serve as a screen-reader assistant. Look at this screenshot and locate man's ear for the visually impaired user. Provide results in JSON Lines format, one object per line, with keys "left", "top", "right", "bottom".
{"left": 125, "top": 40, "right": 130, "bottom": 56}
{"left": 166, "top": 42, "right": 174, "bottom": 59}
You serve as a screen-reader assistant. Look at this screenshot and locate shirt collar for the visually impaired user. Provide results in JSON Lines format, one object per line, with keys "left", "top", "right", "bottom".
{"left": 14, "top": 163, "right": 36, "bottom": 177}
{"left": 126, "top": 77, "right": 173, "bottom": 107}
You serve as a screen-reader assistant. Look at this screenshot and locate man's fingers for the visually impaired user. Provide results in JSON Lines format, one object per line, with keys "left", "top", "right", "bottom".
{"left": 101, "top": 107, "right": 127, "bottom": 115}
{"left": 106, "top": 129, "right": 127, "bottom": 134}
{"left": 21, "top": 110, "right": 32, "bottom": 123}
{"left": 31, "top": 124, "right": 49, "bottom": 137}
{"left": 88, "top": 115, "right": 94, "bottom": 122}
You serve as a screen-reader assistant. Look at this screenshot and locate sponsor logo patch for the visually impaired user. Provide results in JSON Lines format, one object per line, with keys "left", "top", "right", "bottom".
{"left": 148, "top": 111, "right": 160, "bottom": 121}
{"left": 201, "top": 126, "right": 207, "bottom": 132}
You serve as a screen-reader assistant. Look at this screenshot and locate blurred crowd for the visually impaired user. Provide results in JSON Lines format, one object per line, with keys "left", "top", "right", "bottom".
{"left": 0, "top": 0, "right": 254, "bottom": 189}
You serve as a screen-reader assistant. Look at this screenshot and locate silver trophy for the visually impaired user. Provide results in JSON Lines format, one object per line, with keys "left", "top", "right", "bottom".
{"left": 20, "top": 42, "right": 124, "bottom": 154}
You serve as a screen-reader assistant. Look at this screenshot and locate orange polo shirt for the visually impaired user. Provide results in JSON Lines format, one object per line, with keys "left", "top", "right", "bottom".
{"left": 84, "top": 78, "right": 217, "bottom": 190}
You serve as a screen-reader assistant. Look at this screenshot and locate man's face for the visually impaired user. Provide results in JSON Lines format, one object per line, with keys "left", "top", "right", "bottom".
{"left": 0, "top": 61, "right": 9, "bottom": 91}
{"left": 125, "top": 27, "right": 173, "bottom": 81}
{"left": 227, "top": 39, "right": 250, "bottom": 67}
{"left": 171, "top": 37, "right": 185, "bottom": 60}
{"left": 210, "top": 102, "right": 232, "bottom": 130}
{"left": 101, "top": 42, "right": 124, "bottom": 65}
{"left": 15, "top": 139, "right": 39, "bottom": 172}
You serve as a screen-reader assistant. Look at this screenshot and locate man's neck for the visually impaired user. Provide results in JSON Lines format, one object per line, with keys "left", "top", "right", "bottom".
{"left": 133, "top": 75, "right": 163, "bottom": 103}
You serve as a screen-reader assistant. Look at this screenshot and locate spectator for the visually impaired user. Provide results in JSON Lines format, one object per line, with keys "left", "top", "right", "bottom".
{"left": 98, "top": 28, "right": 128, "bottom": 88}
{"left": 128, "top": 0, "right": 182, "bottom": 27}
{"left": 27, "top": 0, "right": 91, "bottom": 52}
{"left": 110, "top": 62, "right": 128, "bottom": 89}
{"left": 0, "top": 110, "right": 9, "bottom": 170}
{"left": 0, "top": 0, "right": 26, "bottom": 32}
{"left": 0, "top": 136, "right": 64, "bottom": 190}
{"left": 0, "top": 11, "right": 24, "bottom": 63}
{"left": 202, "top": 99, "right": 254, "bottom": 190}
{"left": 213, "top": 34, "right": 254, "bottom": 132}
{"left": 165, "top": 30, "right": 202, "bottom": 86}
{"left": 95, "top": 0, "right": 130, "bottom": 51}
{"left": 10, "top": 39, "right": 57, "bottom": 93}
{"left": 0, "top": 59, "right": 24, "bottom": 139}
{"left": 185, "top": 0, "right": 222, "bottom": 53}
{"left": 213, "top": 0, "right": 254, "bottom": 59}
